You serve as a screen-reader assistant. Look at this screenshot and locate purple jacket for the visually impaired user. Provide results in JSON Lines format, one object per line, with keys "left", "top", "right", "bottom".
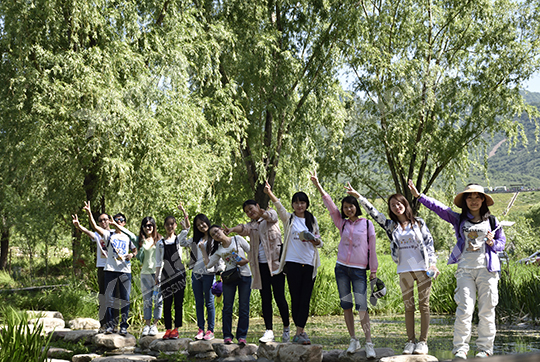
{"left": 417, "top": 194, "right": 506, "bottom": 272}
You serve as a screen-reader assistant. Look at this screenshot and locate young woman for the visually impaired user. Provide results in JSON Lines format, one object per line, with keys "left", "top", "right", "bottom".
{"left": 180, "top": 212, "right": 223, "bottom": 341}
{"left": 350, "top": 182, "right": 437, "bottom": 355}
{"left": 310, "top": 172, "right": 377, "bottom": 358}
{"left": 224, "top": 198, "right": 290, "bottom": 343}
{"left": 201, "top": 225, "right": 251, "bottom": 345}
{"left": 266, "top": 180, "right": 323, "bottom": 345}
{"left": 114, "top": 216, "right": 163, "bottom": 336}
{"left": 409, "top": 181, "right": 505, "bottom": 359}
{"left": 155, "top": 210, "right": 190, "bottom": 340}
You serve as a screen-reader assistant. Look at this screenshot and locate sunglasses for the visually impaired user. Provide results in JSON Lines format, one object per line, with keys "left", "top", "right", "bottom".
{"left": 114, "top": 217, "right": 125, "bottom": 223}
{"left": 144, "top": 224, "right": 154, "bottom": 229}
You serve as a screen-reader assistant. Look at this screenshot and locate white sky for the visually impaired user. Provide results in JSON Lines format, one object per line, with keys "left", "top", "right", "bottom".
{"left": 524, "top": 73, "right": 540, "bottom": 93}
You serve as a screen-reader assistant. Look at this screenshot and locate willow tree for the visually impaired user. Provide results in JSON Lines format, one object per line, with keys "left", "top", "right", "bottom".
{"left": 192, "top": 0, "right": 349, "bottom": 211}
{"left": 0, "top": 0, "right": 229, "bottom": 269}
{"left": 332, "top": 0, "right": 540, "bottom": 208}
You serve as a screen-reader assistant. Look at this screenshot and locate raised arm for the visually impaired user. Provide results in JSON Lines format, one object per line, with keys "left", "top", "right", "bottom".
{"left": 345, "top": 182, "right": 390, "bottom": 232}
{"left": 83, "top": 201, "right": 106, "bottom": 237}
{"left": 309, "top": 170, "right": 327, "bottom": 197}
{"left": 264, "top": 180, "right": 279, "bottom": 203}
{"left": 72, "top": 214, "right": 97, "bottom": 241}
{"left": 178, "top": 202, "right": 190, "bottom": 229}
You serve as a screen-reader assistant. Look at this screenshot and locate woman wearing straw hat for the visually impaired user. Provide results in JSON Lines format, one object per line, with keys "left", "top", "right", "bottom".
{"left": 408, "top": 181, "right": 506, "bottom": 359}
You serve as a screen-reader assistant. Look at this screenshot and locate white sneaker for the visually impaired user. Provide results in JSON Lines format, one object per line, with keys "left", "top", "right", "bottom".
{"left": 346, "top": 338, "right": 360, "bottom": 354}
{"left": 141, "top": 325, "right": 150, "bottom": 336}
{"left": 475, "top": 351, "right": 490, "bottom": 358}
{"left": 365, "top": 342, "right": 376, "bottom": 359}
{"left": 148, "top": 325, "right": 158, "bottom": 336}
{"left": 454, "top": 350, "right": 467, "bottom": 359}
{"left": 403, "top": 341, "right": 415, "bottom": 354}
{"left": 414, "top": 341, "right": 428, "bottom": 355}
{"left": 282, "top": 327, "right": 290, "bottom": 343}
{"left": 259, "top": 329, "right": 275, "bottom": 343}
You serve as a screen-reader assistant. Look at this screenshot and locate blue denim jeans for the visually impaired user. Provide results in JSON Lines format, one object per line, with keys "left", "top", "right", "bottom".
{"left": 103, "top": 271, "right": 132, "bottom": 329}
{"left": 222, "top": 275, "right": 251, "bottom": 340}
{"left": 192, "top": 273, "right": 216, "bottom": 332}
{"left": 335, "top": 263, "right": 368, "bottom": 311}
{"left": 141, "top": 273, "right": 162, "bottom": 321}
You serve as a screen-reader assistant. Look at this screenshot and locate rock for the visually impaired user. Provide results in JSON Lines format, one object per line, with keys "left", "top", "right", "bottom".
{"left": 28, "top": 317, "right": 65, "bottom": 331}
{"left": 379, "top": 356, "right": 438, "bottom": 362}
{"left": 138, "top": 333, "right": 166, "bottom": 349}
{"left": 148, "top": 337, "right": 191, "bottom": 352}
{"left": 27, "top": 310, "right": 63, "bottom": 319}
{"left": 194, "top": 351, "right": 219, "bottom": 360}
{"left": 217, "top": 357, "right": 257, "bottom": 362}
{"left": 51, "top": 329, "right": 98, "bottom": 344}
{"left": 278, "top": 343, "right": 323, "bottom": 362}
{"left": 188, "top": 339, "right": 223, "bottom": 354}
{"left": 69, "top": 318, "right": 101, "bottom": 330}
{"left": 46, "top": 347, "right": 72, "bottom": 358}
{"left": 322, "top": 349, "right": 342, "bottom": 362}
{"left": 72, "top": 354, "right": 101, "bottom": 362}
{"left": 213, "top": 343, "right": 258, "bottom": 358}
{"left": 91, "top": 355, "right": 157, "bottom": 362}
{"left": 92, "top": 332, "right": 137, "bottom": 349}
{"left": 338, "top": 348, "right": 395, "bottom": 361}
{"left": 257, "top": 342, "right": 282, "bottom": 360}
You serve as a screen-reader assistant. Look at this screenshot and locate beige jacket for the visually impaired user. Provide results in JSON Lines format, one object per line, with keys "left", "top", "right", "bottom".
{"left": 237, "top": 208, "right": 282, "bottom": 289}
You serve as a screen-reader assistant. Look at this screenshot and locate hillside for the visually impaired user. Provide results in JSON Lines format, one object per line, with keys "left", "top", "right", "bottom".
{"left": 471, "top": 91, "right": 540, "bottom": 188}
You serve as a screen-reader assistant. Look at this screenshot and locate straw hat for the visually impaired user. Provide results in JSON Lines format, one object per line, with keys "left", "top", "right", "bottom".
{"left": 453, "top": 184, "right": 494, "bottom": 208}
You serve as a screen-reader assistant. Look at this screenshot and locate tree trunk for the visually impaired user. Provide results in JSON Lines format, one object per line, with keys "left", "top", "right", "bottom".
{"left": 0, "top": 221, "right": 9, "bottom": 270}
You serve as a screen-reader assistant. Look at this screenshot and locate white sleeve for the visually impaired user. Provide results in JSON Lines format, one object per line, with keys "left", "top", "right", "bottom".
{"left": 155, "top": 240, "right": 165, "bottom": 268}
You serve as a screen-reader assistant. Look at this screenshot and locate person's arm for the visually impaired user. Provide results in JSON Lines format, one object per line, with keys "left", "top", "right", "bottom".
{"left": 200, "top": 243, "right": 220, "bottom": 268}
{"left": 224, "top": 224, "right": 249, "bottom": 237}
{"left": 114, "top": 223, "right": 138, "bottom": 245}
{"left": 155, "top": 240, "right": 164, "bottom": 284}
{"left": 72, "top": 214, "right": 97, "bottom": 241}
{"left": 367, "top": 220, "right": 378, "bottom": 280}
{"left": 310, "top": 217, "right": 323, "bottom": 248}
{"left": 345, "top": 182, "right": 390, "bottom": 231}
{"left": 262, "top": 208, "right": 279, "bottom": 224}
{"left": 83, "top": 201, "right": 106, "bottom": 237}
{"left": 265, "top": 180, "right": 290, "bottom": 223}
{"left": 178, "top": 201, "right": 190, "bottom": 229}
{"left": 408, "top": 180, "right": 459, "bottom": 225}
{"left": 310, "top": 170, "right": 328, "bottom": 197}
{"left": 488, "top": 217, "right": 506, "bottom": 252}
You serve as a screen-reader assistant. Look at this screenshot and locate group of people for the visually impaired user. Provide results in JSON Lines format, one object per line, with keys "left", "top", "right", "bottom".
{"left": 72, "top": 174, "right": 506, "bottom": 360}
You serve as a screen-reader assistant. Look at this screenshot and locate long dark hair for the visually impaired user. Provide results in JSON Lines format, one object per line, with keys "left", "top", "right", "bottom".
{"left": 459, "top": 192, "right": 491, "bottom": 224}
{"left": 138, "top": 216, "right": 162, "bottom": 247}
{"left": 193, "top": 214, "right": 218, "bottom": 257}
{"left": 291, "top": 191, "right": 315, "bottom": 232}
{"left": 387, "top": 194, "right": 416, "bottom": 226}
{"left": 341, "top": 196, "right": 362, "bottom": 219}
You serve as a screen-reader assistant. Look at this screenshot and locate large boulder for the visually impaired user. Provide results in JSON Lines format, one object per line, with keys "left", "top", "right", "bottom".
{"left": 379, "top": 356, "right": 438, "bottom": 362}
{"left": 69, "top": 318, "right": 100, "bottom": 330}
{"left": 28, "top": 317, "right": 65, "bottom": 332}
{"left": 72, "top": 354, "right": 101, "bottom": 362}
{"left": 277, "top": 343, "right": 323, "bottom": 362}
{"left": 138, "top": 333, "right": 166, "bottom": 349}
{"left": 257, "top": 342, "right": 282, "bottom": 360}
{"left": 213, "top": 343, "right": 258, "bottom": 358}
{"left": 148, "top": 337, "right": 191, "bottom": 352}
{"left": 92, "top": 332, "right": 137, "bottom": 350}
{"left": 46, "top": 347, "right": 72, "bottom": 359}
{"left": 51, "top": 329, "right": 98, "bottom": 344}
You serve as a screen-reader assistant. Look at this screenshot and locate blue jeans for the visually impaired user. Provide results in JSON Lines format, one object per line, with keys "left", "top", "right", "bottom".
{"left": 222, "top": 275, "right": 251, "bottom": 340}
{"left": 104, "top": 271, "right": 132, "bottom": 329}
{"left": 335, "top": 263, "right": 368, "bottom": 311}
{"left": 192, "top": 273, "right": 216, "bottom": 332}
{"left": 141, "top": 273, "right": 162, "bottom": 321}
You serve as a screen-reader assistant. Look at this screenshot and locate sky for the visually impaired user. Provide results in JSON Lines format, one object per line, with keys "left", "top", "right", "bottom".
{"left": 524, "top": 73, "right": 540, "bottom": 93}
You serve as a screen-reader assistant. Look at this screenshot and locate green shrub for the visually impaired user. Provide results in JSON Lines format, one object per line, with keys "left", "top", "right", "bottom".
{"left": 0, "top": 307, "right": 52, "bottom": 362}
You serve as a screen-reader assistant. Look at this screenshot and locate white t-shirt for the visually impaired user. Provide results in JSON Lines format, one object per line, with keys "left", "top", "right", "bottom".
{"left": 193, "top": 239, "right": 214, "bottom": 275}
{"left": 95, "top": 231, "right": 108, "bottom": 268}
{"left": 207, "top": 236, "right": 251, "bottom": 277}
{"left": 285, "top": 217, "right": 315, "bottom": 266}
{"left": 395, "top": 224, "right": 425, "bottom": 273}
{"left": 459, "top": 219, "right": 489, "bottom": 269}
{"left": 103, "top": 230, "right": 136, "bottom": 273}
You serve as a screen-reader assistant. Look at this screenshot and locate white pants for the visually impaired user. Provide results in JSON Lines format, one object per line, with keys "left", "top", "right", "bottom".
{"left": 453, "top": 268, "right": 499, "bottom": 355}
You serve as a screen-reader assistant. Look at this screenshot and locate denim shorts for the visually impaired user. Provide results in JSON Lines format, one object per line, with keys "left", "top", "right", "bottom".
{"left": 335, "top": 263, "right": 368, "bottom": 311}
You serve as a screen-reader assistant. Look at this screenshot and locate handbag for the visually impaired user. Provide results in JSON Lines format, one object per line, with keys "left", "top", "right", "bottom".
{"left": 221, "top": 237, "right": 241, "bottom": 285}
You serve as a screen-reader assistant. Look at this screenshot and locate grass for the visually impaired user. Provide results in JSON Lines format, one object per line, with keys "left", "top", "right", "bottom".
{"left": 490, "top": 191, "right": 540, "bottom": 216}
